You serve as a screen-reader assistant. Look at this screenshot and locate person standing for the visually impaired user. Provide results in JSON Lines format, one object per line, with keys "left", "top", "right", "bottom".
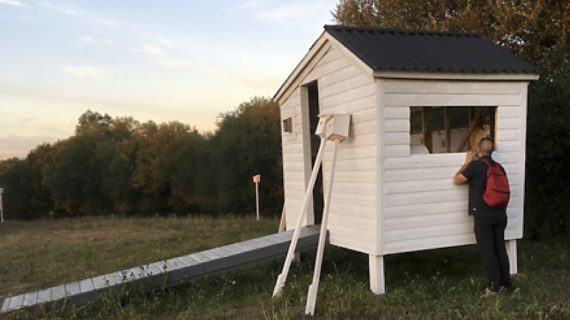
{"left": 453, "top": 137, "right": 512, "bottom": 294}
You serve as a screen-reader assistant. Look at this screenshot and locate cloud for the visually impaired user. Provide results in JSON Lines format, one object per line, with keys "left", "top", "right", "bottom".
{"left": 62, "top": 66, "right": 105, "bottom": 79}
{"left": 202, "top": 66, "right": 280, "bottom": 91}
{"left": 41, "top": 2, "right": 191, "bottom": 70}
{"left": 255, "top": 3, "right": 315, "bottom": 23}
{"left": 76, "top": 36, "right": 114, "bottom": 47}
{"left": 138, "top": 44, "right": 192, "bottom": 69}
{"left": 40, "top": 1, "right": 118, "bottom": 27}
{"left": 0, "top": 0, "right": 23, "bottom": 6}
{"left": 238, "top": 0, "right": 333, "bottom": 25}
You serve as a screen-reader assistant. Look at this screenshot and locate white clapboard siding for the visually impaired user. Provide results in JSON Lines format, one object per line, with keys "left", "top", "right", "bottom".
{"left": 281, "top": 84, "right": 307, "bottom": 227}
{"left": 498, "top": 106, "right": 522, "bottom": 118}
{"left": 382, "top": 80, "right": 523, "bottom": 95}
{"left": 384, "top": 178, "right": 520, "bottom": 195}
{"left": 328, "top": 203, "right": 377, "bottom": 219}
{"left": 322, "top": 181, "right": 377, "bottom": 195}
{"left": 385, "top": 166, "right": 521, "bottom": 182}
{"left": 309, "top": 44, "right": 378, "bottom": 253}
{"left": 386, "top": 212, "right": 521, "bottom": 232}
{"left": 384, "top": 233, "right": 476, "bottom": 255}
{"left": 385, "top": 93, "right": 521, "bottom": 107}
{"left": 322, "top": 144, "right": 376, "bottom": 161}
{"left": 329, "top": 232, "right": 376, "bottom": 253}
{"left": 386, "top": 200, "right": 471, "bottom": 218}
{"left": 280, "top": 43, "right": 378, "bottom": 254}
{"left": 496, "top": 129, "right": 521, "bottom": 141}
{"left": 379, "top": 79, "right": 527, "bottom": 255}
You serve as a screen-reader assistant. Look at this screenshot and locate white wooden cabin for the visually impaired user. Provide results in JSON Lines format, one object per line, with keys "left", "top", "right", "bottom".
{"left": 274, "top": 25, "right": 538, "bottom": 294}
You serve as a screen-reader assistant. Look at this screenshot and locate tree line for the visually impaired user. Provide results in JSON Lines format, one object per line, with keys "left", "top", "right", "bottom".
{"left": 333, "top": 0, "right": 570, "bottom": 238}
{"left": 0, "top": 97, "right": 283, "bottom": 219}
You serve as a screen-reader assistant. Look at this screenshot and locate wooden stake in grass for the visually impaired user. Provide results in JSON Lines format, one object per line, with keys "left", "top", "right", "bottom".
{"left": 253, "top": 174, "right": 261, "bottom": 221}
{"left": 0, "top": 187, "right": 4, "bottom": 223}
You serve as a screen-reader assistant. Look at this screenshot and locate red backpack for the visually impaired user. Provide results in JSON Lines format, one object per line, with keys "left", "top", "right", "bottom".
{"left": 480, "top": 158, "right": 510, "bottom": 209}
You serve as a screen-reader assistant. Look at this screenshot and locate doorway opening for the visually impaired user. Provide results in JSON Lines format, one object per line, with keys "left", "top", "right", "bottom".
{"left": 306, "top": 81, "right": 323, "bottom": 224}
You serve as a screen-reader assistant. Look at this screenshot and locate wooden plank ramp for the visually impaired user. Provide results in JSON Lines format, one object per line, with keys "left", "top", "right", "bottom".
{"left": 1, "top": 225, "right": 321, "bottom": 313}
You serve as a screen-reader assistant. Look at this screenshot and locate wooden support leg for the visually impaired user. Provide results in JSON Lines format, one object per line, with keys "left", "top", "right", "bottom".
{"left": 506, "top": 240, "right": 517, "bottom": 276}
{"left": 369, "top": 255, "right": 385, "bottom": 296}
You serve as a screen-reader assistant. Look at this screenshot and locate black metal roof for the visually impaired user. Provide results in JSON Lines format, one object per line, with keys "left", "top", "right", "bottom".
{"left": 325, "top": 25, "right": 538, "bottom": 74}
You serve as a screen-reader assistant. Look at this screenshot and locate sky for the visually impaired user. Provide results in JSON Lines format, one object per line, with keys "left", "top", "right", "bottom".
{"left": 0, "top": 0, "right": 337, "bottom": 159}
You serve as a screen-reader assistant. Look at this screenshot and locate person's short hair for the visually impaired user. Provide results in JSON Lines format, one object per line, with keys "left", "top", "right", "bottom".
{"left": 479, "top": 136, "right": 494, "bottom": 153}
{"left": 480, "top": 136, "right": 494, "bottom": 143}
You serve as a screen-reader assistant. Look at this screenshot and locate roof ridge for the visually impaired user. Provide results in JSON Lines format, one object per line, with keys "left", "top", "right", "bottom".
{"left": 324, "top": 24, "right": 480, "bottom": 37}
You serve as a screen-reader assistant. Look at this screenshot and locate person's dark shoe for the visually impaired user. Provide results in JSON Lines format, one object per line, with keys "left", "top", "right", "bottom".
{"left": 500, "top": 280, "right": 516, "bottom": 293}
{"left": 501, "top": 279, "right": 513, "bottom": 289}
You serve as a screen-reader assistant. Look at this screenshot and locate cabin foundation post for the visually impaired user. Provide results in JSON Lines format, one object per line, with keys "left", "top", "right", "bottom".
{"left": 369, "top": 255, "right": 385, "bottom": 296}
{"left": 506, "top": 240, "right": 517, "bottom": 276}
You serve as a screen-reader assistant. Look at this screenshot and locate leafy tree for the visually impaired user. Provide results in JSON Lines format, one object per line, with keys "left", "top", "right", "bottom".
{"left": 0, "top": 97, "right": 282, "bottom": 219}
{"left": 132, "top": 121, "right": 206, "bottom": 214}
{"left": 212, "top": 97, "right": 282, "bottom": 215}
{"left": 0, "top": 145, "right": 52, "bottom": 219}
{"left": 41, "top": 134, "right": 106, "bottom": 215}
{"left": 101, "top": 116, "right": 142, "bottom": 214}
{"left": 332, "top": 0, "right": 568, "bottom": 67}
{"left": 525, "top": 48, "right": 570, "bottom": 238}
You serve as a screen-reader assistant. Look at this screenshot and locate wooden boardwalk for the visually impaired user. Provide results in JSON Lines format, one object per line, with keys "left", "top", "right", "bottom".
{"left": 1, "top": 225, "right": 321, "bottom": 313}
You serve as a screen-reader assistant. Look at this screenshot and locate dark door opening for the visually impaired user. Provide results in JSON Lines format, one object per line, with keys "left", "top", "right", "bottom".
{"left": 307, "top": 82, "right": 323, "bottom": 224}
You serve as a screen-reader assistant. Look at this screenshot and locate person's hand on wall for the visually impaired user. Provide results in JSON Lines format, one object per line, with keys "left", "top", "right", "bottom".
{"left": 454, "top": 150, "right": 476, "bottom": 185}
{"left": 465, "top": 150, "right": 475, "bottom": 163}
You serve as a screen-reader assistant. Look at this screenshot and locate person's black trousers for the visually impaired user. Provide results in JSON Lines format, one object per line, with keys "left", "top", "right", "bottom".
{"left": 473, "top": 210, "right": 511, "bottom": 291}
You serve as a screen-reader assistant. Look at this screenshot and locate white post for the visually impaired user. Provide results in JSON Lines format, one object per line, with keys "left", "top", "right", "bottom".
{"left": 253, "top": 174, "right": 261, "bottom": 221}
{"left": 506, "top": 239, "right": 518, "bottom": 276}
{"left": 305, "top": 141, "right": 339, "bottom": 315}
{"left": 272, "top": 137, "right": 328, "bottom": 297}
{"left": 0, "top": 187, "right": 4, "bottom": 223}
{"left": 369, "top": 255, "right": 385, "bottom": 296}
{"left": 255, "top": 181, "right": 260, "bottom": 221}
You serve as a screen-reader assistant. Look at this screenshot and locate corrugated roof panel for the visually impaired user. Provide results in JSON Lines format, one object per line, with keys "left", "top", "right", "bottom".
{"left": 325, "top": 25, "right": 538, "bottom": 74}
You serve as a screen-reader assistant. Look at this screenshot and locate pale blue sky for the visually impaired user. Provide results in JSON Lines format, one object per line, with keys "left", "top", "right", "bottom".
{"left": 0, "top": 0, "right": 337, "bottom": 159}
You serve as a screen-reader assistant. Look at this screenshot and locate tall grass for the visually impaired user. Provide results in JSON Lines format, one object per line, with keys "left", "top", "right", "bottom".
{"left": 0, "top": 216, "right": 568, "bottom": 319}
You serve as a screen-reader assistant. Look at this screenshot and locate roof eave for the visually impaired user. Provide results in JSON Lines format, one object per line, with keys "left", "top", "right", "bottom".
{"left": 373, "top": 70, "right": 540, "bottom": 81}
{"left": 273, "top": 31, "right": 375, "bottom": 105}
{"left": 273, "top": 31, "right": 328, "bottom": 105}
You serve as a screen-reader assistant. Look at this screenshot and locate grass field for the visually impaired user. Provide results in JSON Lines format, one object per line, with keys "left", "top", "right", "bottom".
{"left": 0, "top": 216, "right": 568, "bottom": 319}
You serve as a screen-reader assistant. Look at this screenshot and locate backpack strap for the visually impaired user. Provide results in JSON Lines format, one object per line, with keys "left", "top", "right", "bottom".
{"left": 480, "top": 158, "right": 492, "bottom": 167}
{"left": 481, "top": 158, "right": 507, "bottom": 174}
{"left": 479, "top": 158, "right": 493, "bottom": 191}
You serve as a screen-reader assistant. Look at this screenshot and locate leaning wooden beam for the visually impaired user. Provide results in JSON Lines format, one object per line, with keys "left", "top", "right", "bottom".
{"left": 305, "top": 141, "right": 339, "bottom": 315}
{"left": 272, "top": 136, "right": 328, "bottom": 297}
{"left": 0, "top": 226, "right": 322, "bottom": 314}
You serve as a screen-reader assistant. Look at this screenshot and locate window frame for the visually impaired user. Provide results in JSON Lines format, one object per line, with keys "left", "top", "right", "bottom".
{"left": 409, "top": 106, "right": 497, "bottom": 155}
